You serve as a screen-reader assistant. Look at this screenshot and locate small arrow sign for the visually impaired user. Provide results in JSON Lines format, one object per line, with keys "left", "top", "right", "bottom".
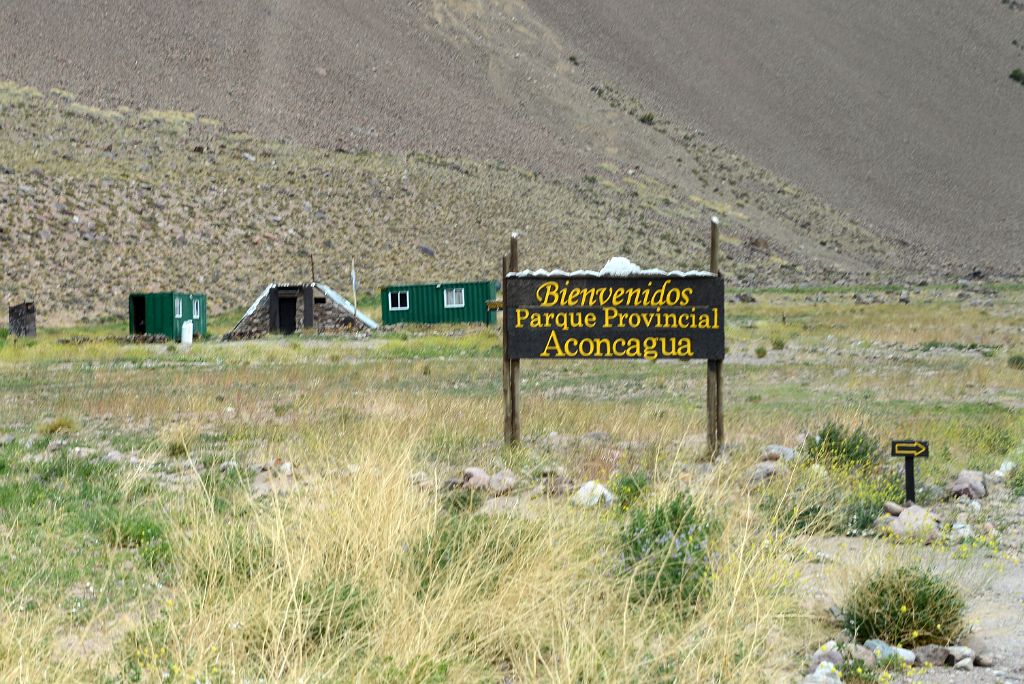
{"left": 891, "top": 440, "right": 928, "bottom": 458}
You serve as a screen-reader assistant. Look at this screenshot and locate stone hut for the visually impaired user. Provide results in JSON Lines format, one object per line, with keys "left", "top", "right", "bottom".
{"left": 8, "top": 302, "right": 36, "bottom": 338}
{"left": 224, "top": 283, "right": 377, "bottom": 340}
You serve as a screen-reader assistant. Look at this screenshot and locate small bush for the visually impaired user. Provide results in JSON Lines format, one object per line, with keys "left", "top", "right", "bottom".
{"left": 843, "top": 566, "right": 966, "bottom": 646}
{"left": 1008, "top": 354, "right": 1024, "bottom": 370}
{"left": 804, "top": 421, "right": 881, "bottom": 467}
{"left": 771, "top": 338, "right": 785, "bottom": 351}
{"left": 1007, "top": 463, "right": 1024, "bottom": 496}
{"left": 621, "top": 492, "right": 716, "bottom": 608}
{"left": 1011, "top": 68, "right": 1024, "bottom": 85}
{"left": 755, "top": 346, "right": 767, "bottom": 358}
{"left": 639, "top": 112, "right": 655, "bottom": 125}
{"left": 610, "top": 471, "right": 649, "bottom": 510}
{"left": 40, "top": 416, "right": 77, "bottom": 435}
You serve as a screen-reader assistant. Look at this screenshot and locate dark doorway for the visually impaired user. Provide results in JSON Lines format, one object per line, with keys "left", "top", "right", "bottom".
{"left": 131, "top": 295, "right": 146, "bottom": 334}
{"left": 278, "top": 296, "right": 297, "bottom": 335}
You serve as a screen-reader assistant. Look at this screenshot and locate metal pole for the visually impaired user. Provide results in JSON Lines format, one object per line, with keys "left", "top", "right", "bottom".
{"left": 905, "top": 456, "right": 916, "bottom": 503}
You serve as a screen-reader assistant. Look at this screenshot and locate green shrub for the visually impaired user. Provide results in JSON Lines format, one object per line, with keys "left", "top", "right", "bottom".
{"left": 771, "top": 338, "right": 785, "bottom": 351}
{"left": 761, "top": 461, "right": 901, "bottom": 535}
{"left": 610, "top": 471, "right": 649, "bottom": 510}
{"left": 621, "top": 492, "right": 716, "bottom": 608}
{"left": 804, "top": 421, "right": 881, "bottom": 467}
{"left": 755, "top": 346, "right": 767, "bottom": 358}
{"left": 843, "top": 566, "right": 965, "bottom": 646}
{"left": 105, "top": 512, "right": 170, "bottom": 565}
{"left": 1011, "top": 68, "right": 1024, "bottom": 85}
{"left": 1008, "top": 463, "right": 1024, "bottom": 496}
{"left": 1008, "top": 354, "right": 1024, "bottom": 370}
{"left": 40, "top": 416, "right": 77, "bottom": 435}
{"left": 638, "top": 112, "right": 655, "bottom": 125}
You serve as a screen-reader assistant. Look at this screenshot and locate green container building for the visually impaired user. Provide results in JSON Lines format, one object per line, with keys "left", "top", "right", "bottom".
{"left": 380, "top": 280, "right": 497, "bottom": 326}
{"left": 129, "top": 292, "right": 208, "bottom": 341}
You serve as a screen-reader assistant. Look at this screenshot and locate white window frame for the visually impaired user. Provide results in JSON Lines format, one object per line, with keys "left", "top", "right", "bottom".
{"left": 192, "top": 300, "right": 200, "bottom": 319}
{"left": 174, "top": 298, "right": 182, "bottom": 318}
{"left": 388, "top": 290, "right": 409, "bottom": 311}
{"left": 443, "top": 287, "right": 465, "bottom": 309}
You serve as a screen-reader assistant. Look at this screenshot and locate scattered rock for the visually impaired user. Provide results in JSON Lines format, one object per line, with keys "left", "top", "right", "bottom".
{"left": 570, "top": 481, "right": 615, "bottom": 507}
{"left": 808, "top": 642, "right": 844, "bottom": 672}
{"left": 864, "top": 639, "right": 916, "bottom": 664}
{"left": 539, "top": 467, "right": 573, "bottom": 496}
{"left": 477, "top": 496, "right": 525, "bottom": 516}
{"left": 488, "top": 469, "right": 518, "bottom": 495}
{"left": 899, "top": 289, "right": 910, "bottom": 304}
{"left": 801, "top": 661, "right": 842, "bottom": 684}
{"left": 945, "top": 646, "right": 975, "bottom": 664}
{"left": 70, "top": 446, "right": 95, "bottom": 458}
{"left": 219, "top": 460, "right": 238, "bottom": 472}
{"left": 252, "top": 461, "right": 295, "bottom": 498}
{"left": 762, "top": 444, "right": 796, "bottom": 462}
{"left": 850, "top": 644, "right": 876, "bottom": 668}
{"left": 892, "top": 646, "right": 916, "bottom": 665}
{"left": 462, "top": 467, "right": 490, "bottom": 490}
{"left": 889, "top": 505, "right": 940, "bottom": 542}
{"left": 975, "top": 652, "right": 995, "bottom": 667}
{"left": 883, "top": 501, "right": 904, "bottom": 516}
{"left": 0, "top": 434, "right": 13, "bottom": 446}
{"left": 913, "top": 644, "right": 949, "bottom": 666}
{"left": 749, "top": 460, "right": 780, "bottom": 485}
{"left": 988, "top": 460, "right": 1016, "bottom": 484}
{"left": 947, "top": 470, "right": 987, "bottom": 499}
{"left": 950, "top": 521, "right": 973, "bottom": 541}
{"left": 953, "top": 657, "right": 973, "bottom": 671}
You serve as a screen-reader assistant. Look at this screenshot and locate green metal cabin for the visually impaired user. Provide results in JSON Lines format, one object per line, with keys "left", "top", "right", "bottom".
{"left": 380, "top": 280, "right": 497, "bottom": 326}
{"left": 129, "top": 292, "right": 208, "bottom": 341}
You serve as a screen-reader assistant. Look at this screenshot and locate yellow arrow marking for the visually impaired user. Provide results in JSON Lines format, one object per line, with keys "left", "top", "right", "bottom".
{"left": 894, "top": 441, "right": 926, "bottom": 457}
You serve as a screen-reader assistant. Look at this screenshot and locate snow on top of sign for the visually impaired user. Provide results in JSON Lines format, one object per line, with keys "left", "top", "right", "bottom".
{"left": 509, "top": 256, "right": 714, "bottom": 279}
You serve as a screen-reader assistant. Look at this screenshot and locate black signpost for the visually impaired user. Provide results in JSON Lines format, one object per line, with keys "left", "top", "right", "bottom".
{"left": 499, "top": 218, "right": 726, "bottom": 457}
{"left": 891, "top": 439, "right": 929, "bottom": 503}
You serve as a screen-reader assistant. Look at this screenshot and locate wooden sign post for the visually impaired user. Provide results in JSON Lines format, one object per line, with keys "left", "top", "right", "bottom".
{"left": 891, "top": 439, "right": 929, "bottom": 503}
{"left": 500, "top": 219, "right": 726, "bottom": 456}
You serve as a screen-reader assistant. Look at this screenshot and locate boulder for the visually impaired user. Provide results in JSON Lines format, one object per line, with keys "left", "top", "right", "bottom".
{"left": 762, "top": 445, "right": 796, "bottom": 462}
{"left": 571, "top": 481, "right": 615, "bottom": 507}
{"left": 462, "top": 467, "right": 490, "bottom": 491}
{"left": 808, "top": 642, "right": 844, "bottom": 672}
{"left": 801, "top": 662, "right": 841, "bottom": 684}
{"left": 947, "top": 470, "right": 987, "bottom": 499}
{"left": 883, "top": 501, "right": 904, "bottom": 516}
{"left": 749, "top": 460, "right": 780, "bottom": 485}
{"left": 889, "top": 505, "right": 939, "bottom": 542}
{"left": 849, "top": 643, "right": 876, "bottom": 668}
{"left": 488, "top": 469, "right": 518, "bottom": 495}
{"left": 975, "top": 652, "right": 995, "bottom": 667}
{"left": 945, "top": 646, "right": 975, "bottom": 664}
{"left": 477, "top": 496, "right": 525, "bottom": 516}
{"left": 913, "top": 644, "right": 949, "bottom": 666}
{"left": 954, "top": 657, "right": 973, "bottom": 671}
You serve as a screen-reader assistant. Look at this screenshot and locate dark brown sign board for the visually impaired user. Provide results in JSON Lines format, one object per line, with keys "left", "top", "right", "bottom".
{"left": 505, "top": 275, "right": 725, "bottom": 361}
{"left": 500, "top": 218, "right": 726, "bottom": 457}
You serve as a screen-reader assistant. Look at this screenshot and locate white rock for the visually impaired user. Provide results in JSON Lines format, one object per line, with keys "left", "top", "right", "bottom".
{"left": 488, "top": 469, "right": 518, "bottom": 495}
{"left": 462, "top": 467, "right": 490, "bottom": 490}
{"left": 570, "top": 481, "right": 615, "bottom": 507}
{"left": 762, "top": 445, "right": 796, "bottom": 462}
{"left": 951, "top": 521, "right": 974, "bottom": 541}
{"left": 890, "top": 505, "right": 940, "bottom": 542}
{"left": 954, "top": 657, "right": 973, "bottom": 671}
{"left": 750, "top": 460, "right": 780, "bottom": 485}
{"left": 801, "top": 661, "right": 842, "bottom": 684}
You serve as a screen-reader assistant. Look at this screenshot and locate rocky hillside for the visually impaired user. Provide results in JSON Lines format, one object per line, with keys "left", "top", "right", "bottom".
{"left": 1, "top": 0, "right": 1021, "bottom": 281}
{"left": 0, "top": 83, "right": 903, "bottom": 323}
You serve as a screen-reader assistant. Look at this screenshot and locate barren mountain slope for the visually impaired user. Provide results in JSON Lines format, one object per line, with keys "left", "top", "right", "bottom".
{"left": 525, "top": 0, "right": 1024, "bottom": 272}
{"left": 0, "top": 0, "right": 1021, "bottom": 301}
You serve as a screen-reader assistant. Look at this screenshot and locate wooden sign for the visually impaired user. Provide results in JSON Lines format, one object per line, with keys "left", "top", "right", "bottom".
{"left": 891, "top": 439, "right": 928, "bottom": 503}
{"left": 891, "top": 440, "right": 928, "bottom": 458}
{"left": 500, "top": 218, "right": 726, "bottom": 458}
{"left": 505, "top": 274, "right": 724, "bottom": 361}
